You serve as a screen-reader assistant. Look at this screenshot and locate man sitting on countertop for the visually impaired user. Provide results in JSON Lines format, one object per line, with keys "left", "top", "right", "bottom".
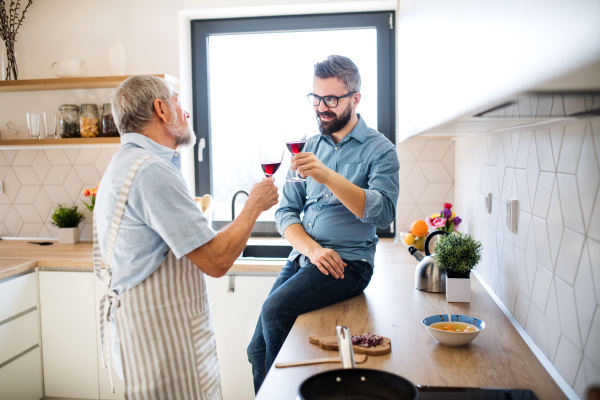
{"left": 247, "top": 55, "right": 400, "bottom": 393}
{"left": 95, "top": 75, "right": 278, "bottom": 399}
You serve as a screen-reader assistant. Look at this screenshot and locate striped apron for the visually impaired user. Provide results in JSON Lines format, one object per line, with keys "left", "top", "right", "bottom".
{"left": 93, "top": 155, "right": 222, "bottom": 400}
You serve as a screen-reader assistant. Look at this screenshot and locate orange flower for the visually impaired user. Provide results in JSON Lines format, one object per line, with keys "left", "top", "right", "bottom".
{"left": 90, "top": 188, "right": 97, "bottom": 197}
{"left": 96, "top": 182, "right": 100, "bottom": 190}
{"left": 83, "top": 188, "right": 91, "bottom": 197}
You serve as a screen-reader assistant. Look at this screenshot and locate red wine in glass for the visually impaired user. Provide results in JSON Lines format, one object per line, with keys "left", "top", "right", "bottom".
{"left": 261, "top": 162, "right": 281, "bottom": 177}
{"left": 286, "top": 141, "right": 305, "bottom": 154}
{"left": 284, "top": 130, "right": 307, "bottom": 183}
{"left": 260, "top": 145, "right": 284, "bottom": 178}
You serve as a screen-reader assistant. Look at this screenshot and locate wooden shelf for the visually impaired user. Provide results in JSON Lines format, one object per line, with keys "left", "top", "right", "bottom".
{"left": 0, "top": 137, "right": 120, "bottom": 146}
{"left": 0, "top": 74, "right": 179, "bottom": 92}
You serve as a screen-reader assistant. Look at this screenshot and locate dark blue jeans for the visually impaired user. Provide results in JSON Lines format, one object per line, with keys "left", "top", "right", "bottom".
{"left": 247, "top": 257, "right": 373, "bottom": 393}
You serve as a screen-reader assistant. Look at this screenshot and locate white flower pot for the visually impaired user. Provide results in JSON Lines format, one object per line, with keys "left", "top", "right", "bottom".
{"left": 58, "top": 227, "right": 80, "bottom": 244}
{"left": 446, "top": 272, "right": 470, "bottom": 303}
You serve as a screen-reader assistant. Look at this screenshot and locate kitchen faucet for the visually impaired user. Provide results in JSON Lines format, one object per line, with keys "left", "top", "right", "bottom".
{"left": 231, "top": 190, "right": 249, "bottom": 220}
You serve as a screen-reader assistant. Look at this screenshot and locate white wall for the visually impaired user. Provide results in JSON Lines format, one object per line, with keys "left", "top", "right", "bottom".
{"left": 455, "top": 119, "right": 600, "bottom": 399}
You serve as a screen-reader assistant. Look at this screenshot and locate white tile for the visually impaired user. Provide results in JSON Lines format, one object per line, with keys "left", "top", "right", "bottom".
{"left": 13, "top": 166, "right": 41, "bottom": 185}
{"left": 0, "top": 204, "right": 9, "bottom": 221}
{"left": 514, "top": 290, "right": 530, "bottom": 327}
{"left": 443, "top": 143, "right": 454, "bottom": 177}
{"left": 526, "top": 303, "right": 549, "bottom": 357}
{"left": 0, "top": 151, "right": 8, "bottom": 166}
{"left": 584, "top": 355, "right": 600, "bottom": 387}
{"left": 577, "top": 130, "right": 600, "bottom": 231}
{"left": 18, "top": 223, "right": 43, "bottom": 238}
{"left": 531, "top": 264, "right": 553, "bottom": 313}
{"left": 488, "top": 136, "right": 500, "bottom": 166}
{"left": 588, "top": 238, "right": 600, "bottom": 307}
{"left": 514, "top": 249, "right": 529, "bottom": 299}
{"left": 500, "top": 240, "right": 514, "bottom": 277}
{"left": 550, "top": 126, "right": 565, "bottom": 170}
{"left": 551, "top": 96, "right": 565, "bottom": 118}
{"left": 74, "top": 165, "right": 101, "bottom": 184}
{"left": 536, "top": 94, "right": 553, "bottom": 117}
{"left": 556, "top": 277, "right": 583, "bottom": 350}
{"left": 405, "top": 164, "right": 428, "bottom": 201}
{"left": 63, "top": 169, "right": 83, "bottom": 202}
{"left": 106, "top": 147, "right": 120, "bottom": 158}
{"left": 396, "top": 204, "right": 415, "bottom": 230}
{"left": 496, "top": 212, "right": 505, "bottom": 264}
{"left": 515, "top": 169, "right": 531, "bottom": 213}
{"left": 14, "top": 204, "right": 42, "bottom": 223}
{"left": 2, "top": 169, "right": 21, "bottom": 202}
{"left": 593, "top": 120, "right": 600, "bottom": 161}
{"left": 38, "top": 224, "right": 52, "bottom": 238}
{"left": 585, "top": 310, "right": 600, "bottom": 371}
{"left": 33, "top": 188, "right": 53, "bottom": 221}
{"left": 501, "top": 167, "right": 515, "bottom": 201}
{"left": 535, "top": 129, "right": 556, "bottom": 172}
{"left": 43, "top": 148, "right": 71, "bottom": 165}
{"left": 575, "top": 245, "right": 597, "bottom": 349}
{"left": 405, "top": 206, "right": 424, "bottom": 233}
{"left": 44, "top": 185, "right": 71, "bottom": 204}
{"left": 12, "top": 149, "right": 38, "bottom": 166}
{"left": 488, "top": 166, "right": 500, "bottom": 200}
{"left": 5, "top": 207, "right": 23, "bottom": 236}
{"left": 547, "top": 183, "right": 563, "bottom": 268}
{"left": 532, "top": 216, "right": 553, "bottom": 272}
{"left": 588, "top": 193, "right": 600, "bottom": 242}
{"left": 0, "top": 222, "right": 8, "bottom": 236}
{"left": 557, "top": 173, "right": 586, "bottom": 234}
{"left": 558, "top": 122, "right": 587, "bottom": 174}
{"left": 555, "top": 229, "right": 585, "bottom": 285}
{"left": 526, "top": 139, "right": 540, "bottom": 205}
{"left": 406, "top": 140, "right": 427, "bottom": 160}
{"left": 545, "top": 280, "right": 562, "bottom": 362}
{"left": 508, "top": 253, "right": 519, "bottom": 313}
{"left": 515, "top": 131, "right": 532, "bottom": 169}
{"left": 44, "top": 165, "right": 70, "bottom": 185}
{"left": 511, "top": 132, "right": 520, "bottom": 166}
{"left": 74, "top": 148, "right": 100, "bottom": 165}
{"left": 398, "top": 184, "right": 415, "bottom": 205}
{"left": 497, "top": 144, "right": 506, "bottom": 194}
{"left": 31, "top": 150, "right": 51, "bottom": 183}
{"left": 14, "top": 185, "right": 41, "bottom": 205}
{"left": 554, "top": 335, "right": 583, "bottom": 386}
{"left": 502, "top": 132, "right": 516, "bottom": 168}
{"left": 479, "top": 164, "right": 489, "bottom": 193}
{"left": 419, "top": 161, "right": 453, "bottom": 183}
{"left": 399, "top": 161, "right": 415, "bottom": 183}
{"left": 0, "top": 166, "right": 8, "bottom": 181}
{"left": 64, "top": 148, "right": 80, "bottom": 164}
{"left": 398, "top": 143, "right": 415, "bottom": 161}
{"left": 489, "top": 231, "right": 499, "bottom": 269}
{"left": 417, "top": 204, "right": 445, "bottom": 219}
{"left": 418, "top": 140, "right": 451, "bottom": 161}
{"left": 80, "top": 222, "right": 93, "bottom": 241}
{"left": 533, "top": 172, "right": 555, "bottom": 219}
{"left": 500, "top": 272, "right": 510, "bottom": 310}
{"left": 514, "top": 211, "right": 531, "bottom": 253}
{"left": 419, "top": 183, "right": 453, "bottom": 206}
{"left": 45, "top": 222, "right": 58, "bottom": 238}
{"left": 2, "top": 150, "right": 17, "bottom": 164}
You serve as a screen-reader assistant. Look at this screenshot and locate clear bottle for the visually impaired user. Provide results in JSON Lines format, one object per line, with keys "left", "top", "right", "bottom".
{"left": 80, "top": 104, "right": 100, "bottom": 138}
{"left": 58, "top": 104, "right": 80, "bottom": 138}
{"left": 101, "top": 103, "right": 119, "bottom": 137}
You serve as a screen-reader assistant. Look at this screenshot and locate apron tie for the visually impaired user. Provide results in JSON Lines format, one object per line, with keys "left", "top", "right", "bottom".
{"left": 99, "top": 287, "right": 119, "bottom": 393}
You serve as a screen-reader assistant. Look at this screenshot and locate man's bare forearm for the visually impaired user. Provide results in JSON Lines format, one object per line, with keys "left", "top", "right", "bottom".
{"left": 282, "top": 223, "right": 322, "bottom": 258}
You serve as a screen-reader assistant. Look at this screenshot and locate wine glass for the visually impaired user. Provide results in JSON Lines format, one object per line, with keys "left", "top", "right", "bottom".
{"left": 284, "top": 129, "right": 307, "bottom": 183}
{"left": 260, "top": 144, "right": 284, "bottom": 178}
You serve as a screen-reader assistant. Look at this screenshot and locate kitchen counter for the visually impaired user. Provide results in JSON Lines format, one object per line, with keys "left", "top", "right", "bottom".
{"left": 0, "top": 238, "right": 416, "bottom": 280}
{"left": 255, "top": 266, "right": 565, "bottom": 400}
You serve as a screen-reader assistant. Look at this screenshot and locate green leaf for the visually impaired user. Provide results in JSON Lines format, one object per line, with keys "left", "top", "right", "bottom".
{"left": 51, "top": 204, "right": 84, "bottom": 228}
{"left": 433, "top": 232, "right": 482, "bottom": 274}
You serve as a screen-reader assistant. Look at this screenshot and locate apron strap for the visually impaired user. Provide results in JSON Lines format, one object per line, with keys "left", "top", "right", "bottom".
{"left": 93, "top": 154, "right": 153, "bottom": 393}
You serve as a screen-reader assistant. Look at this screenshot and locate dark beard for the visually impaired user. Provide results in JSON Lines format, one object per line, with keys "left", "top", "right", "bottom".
{"left": 316, "top": 103, "right": 352, "bottom": 136}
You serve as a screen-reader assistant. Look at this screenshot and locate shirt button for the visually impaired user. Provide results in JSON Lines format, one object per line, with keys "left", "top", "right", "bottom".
{"left": 335, "top": 147, "right": 338, "bottom": 150}
{"left": 306, "top": 196, "right": 309, "bottom": 199}
{"left": 325, "top": 194, "right": 329, "bottom": 197}
{"left": 174, "top": 153, "right": 179, "bottom": 157}
{"left": 308, "top": 223, "right": 312, "bottom": 226}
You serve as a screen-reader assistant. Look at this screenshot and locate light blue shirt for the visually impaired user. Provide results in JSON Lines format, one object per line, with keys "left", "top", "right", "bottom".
{"left": 95, "top": 133, "right": 216, "bottom": 379}
{"left": 276, "top": 115, "right": 400, "bottom": 267}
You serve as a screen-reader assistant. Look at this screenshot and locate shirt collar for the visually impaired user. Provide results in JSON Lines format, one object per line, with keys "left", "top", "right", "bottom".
{"left": 121, "top": 133, "right": 181, "bottom": 168}
{"left": 318, "top": 114, "right": 368, "bottom": 146}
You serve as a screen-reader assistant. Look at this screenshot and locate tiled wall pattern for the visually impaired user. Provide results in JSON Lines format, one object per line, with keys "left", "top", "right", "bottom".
{"left": 455, "top": 119, "right": 600, "bottom": 398}
{"left": 397, "top": 138, "right": 454, "bottom": 233}
{"left": 0, "top": 146, "right": 119, "bottom": 240}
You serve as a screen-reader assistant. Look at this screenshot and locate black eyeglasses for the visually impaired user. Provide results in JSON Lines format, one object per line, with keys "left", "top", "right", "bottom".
{"left": 307, "top": 92, "right": 357, "bottom": 108}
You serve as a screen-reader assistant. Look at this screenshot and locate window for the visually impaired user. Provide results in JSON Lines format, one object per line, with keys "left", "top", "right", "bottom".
{"left": 192, "top": 12, "right": 396, "bottom": 236}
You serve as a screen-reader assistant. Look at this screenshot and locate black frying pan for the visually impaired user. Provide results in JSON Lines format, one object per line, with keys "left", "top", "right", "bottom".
{"left": 298, "top": 327, "right": 419, "bottom": 400}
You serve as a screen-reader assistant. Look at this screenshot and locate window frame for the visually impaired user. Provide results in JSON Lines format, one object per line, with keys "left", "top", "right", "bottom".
{"left": 191, "top": 11, "right": 396, "bottom": 237}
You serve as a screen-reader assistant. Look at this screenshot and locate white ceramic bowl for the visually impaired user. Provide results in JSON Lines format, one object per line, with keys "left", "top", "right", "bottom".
{"left": 422, "top": 314, "right": 485, "bottom": 347}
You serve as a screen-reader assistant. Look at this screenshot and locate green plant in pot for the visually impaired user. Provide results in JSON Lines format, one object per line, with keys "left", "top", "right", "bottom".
{"left": 434, "top": 232, "right": 482, "bottom": 303}
{"left": 51, "top": 204, "right": 84, "bottom": 244}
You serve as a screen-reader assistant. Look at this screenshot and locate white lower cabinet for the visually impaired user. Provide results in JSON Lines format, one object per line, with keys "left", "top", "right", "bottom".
{"left": 39, "top": 271, "right": 100, "bottom": 399}
{"left": 206, "top": 275, "right": 277, "bottom": 400}
{"left": 0, "top": 347, "right": 43, "bottom": 400}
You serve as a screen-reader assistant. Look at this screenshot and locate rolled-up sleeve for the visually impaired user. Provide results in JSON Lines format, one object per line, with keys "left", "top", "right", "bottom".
{"left": 360, "top": 146, "right": 400, "bottom": 229}
{"left": 275, "top": 168, "right": 307, "bottom": 236}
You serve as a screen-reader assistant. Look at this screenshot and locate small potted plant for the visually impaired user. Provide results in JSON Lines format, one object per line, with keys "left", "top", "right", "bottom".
{"left": 434, "top": 232, "right": 482, "bottom": 303}
{"left": 51, "top": 204, "right": 84, "bottom": 244}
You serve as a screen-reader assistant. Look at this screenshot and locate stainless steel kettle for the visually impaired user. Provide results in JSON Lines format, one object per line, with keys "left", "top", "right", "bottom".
{"left": 408, "top": 230, "right": 447, "bottom": 293}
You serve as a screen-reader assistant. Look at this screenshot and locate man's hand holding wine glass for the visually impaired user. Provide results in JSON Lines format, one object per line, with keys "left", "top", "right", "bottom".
{"left": 246, "top": 178, "right": 279, "bottom": 215}
{"left": 290, "top": 152, "right": 333, "bottom": 184}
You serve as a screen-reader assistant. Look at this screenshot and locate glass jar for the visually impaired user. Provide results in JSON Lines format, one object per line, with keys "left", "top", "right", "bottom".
{"left": 58, "top": 104, "right": 80, "bottom": 138}
{"left": 80, "top": 104, "right": 100, "bottom": 138}
{"left": 101, "top": 103, "right": 119, "bottom": 137}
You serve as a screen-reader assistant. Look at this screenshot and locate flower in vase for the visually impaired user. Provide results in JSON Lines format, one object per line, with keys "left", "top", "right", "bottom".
{"left": 432, "top": 217, "right": 447, "bottom": 228}
{"left": 443, "top": 202, "right": 453, "bottom": 210}
{"left": 442, "top": 208, "right": 452, "bottom": 219}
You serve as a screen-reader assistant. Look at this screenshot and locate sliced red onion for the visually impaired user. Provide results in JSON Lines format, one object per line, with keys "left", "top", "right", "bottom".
{"left": 351, "top": 333, "right": 384, "bottom": 348}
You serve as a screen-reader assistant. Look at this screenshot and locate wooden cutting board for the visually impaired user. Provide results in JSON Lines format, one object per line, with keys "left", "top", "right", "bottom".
{"left": 308, "top": 334, "right": 392, "bottom": 355}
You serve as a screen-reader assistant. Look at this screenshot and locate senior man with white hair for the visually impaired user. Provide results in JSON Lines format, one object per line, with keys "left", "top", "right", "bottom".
{"left": 94, "top": 75, "right": 278, "bottom": 400}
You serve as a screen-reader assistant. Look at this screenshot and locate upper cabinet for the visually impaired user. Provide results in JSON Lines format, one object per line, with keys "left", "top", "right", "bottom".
{"left": 396, "top": 0, "right": 600, "bottom": 141}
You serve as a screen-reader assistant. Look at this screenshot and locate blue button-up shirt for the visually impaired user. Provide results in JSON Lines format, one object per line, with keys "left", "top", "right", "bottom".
{"left": 275, "top": 115, "right": 399, "bottom": 267}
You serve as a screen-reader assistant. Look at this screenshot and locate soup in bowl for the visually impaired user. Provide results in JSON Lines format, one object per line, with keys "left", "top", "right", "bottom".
{"left": 422, "top": 314, "right": 485, "bottom": 347}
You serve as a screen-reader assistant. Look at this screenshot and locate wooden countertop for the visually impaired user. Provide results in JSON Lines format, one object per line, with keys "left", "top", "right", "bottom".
{"left": 0, "top": 239, "right": 417, "bottom": 280}
{"left": 255, "top": 267, "right": 565, "bottom": 400}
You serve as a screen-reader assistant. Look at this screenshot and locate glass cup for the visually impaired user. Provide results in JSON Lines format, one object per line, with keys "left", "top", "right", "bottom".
{"left": 26, "top": 113, "right": 40, "bottom": 139}
{"left": 43, "top": 113, "right": 57, "bottom": 139}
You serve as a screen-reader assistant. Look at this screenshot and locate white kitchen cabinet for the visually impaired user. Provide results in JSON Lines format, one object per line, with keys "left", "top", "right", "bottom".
{"left": 94, "top": 278, "right": 126, "bottom": 400}
{"left": 39, "top": 271, "right": 99, "bottom": 399}
{"left": 206, "top": 274, "right": 277, "bottom": 400}
{"left": 0, "top": 347, "right": 43, "bottom": 400}
{"left": 0, "top": 272, "right": 38, "bottom": 322}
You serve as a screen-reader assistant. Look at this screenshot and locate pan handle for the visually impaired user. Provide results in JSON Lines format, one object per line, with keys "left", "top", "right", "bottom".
{"left": 336, "top": 326, "right": 356, "bottom": 369}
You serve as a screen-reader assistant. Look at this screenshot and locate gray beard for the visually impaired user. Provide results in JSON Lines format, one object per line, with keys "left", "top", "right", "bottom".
{"left": 317, "top": 103, "right": 353, "bottom": 136}
{"left": 168, "top": 117, "right": 196, "bottom": 148}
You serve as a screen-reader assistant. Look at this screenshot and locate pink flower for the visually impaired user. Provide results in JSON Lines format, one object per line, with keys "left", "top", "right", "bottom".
{"left": 425, "top": 216, "right": 434, "bottom": 227}
{"left": 432, "top": 217, "right": 447, "bottom": 228}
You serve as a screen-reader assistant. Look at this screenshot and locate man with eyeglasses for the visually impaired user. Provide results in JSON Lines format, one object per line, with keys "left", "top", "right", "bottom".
{"left": 247, "top": 55, "right": 400, "bottom": 393}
